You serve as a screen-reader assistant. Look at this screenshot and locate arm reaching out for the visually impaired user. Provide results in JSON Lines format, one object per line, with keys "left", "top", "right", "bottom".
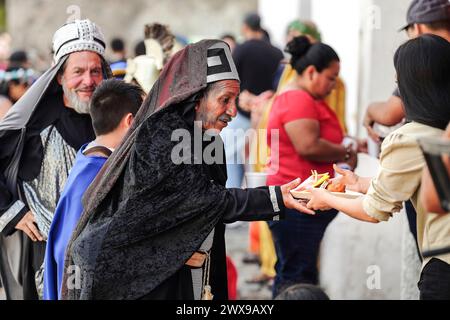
{"left": 306, "top": 188, "right": 379, "bottom": 223}
{"left": 332, "top": 164, "right": 372, "bottom": 194}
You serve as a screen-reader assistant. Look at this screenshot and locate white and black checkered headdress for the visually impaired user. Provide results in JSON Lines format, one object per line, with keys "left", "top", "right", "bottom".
{"left": 206, "top": 42, "right": 239, "bottom": 84}
{"left": 52, "top": 19, "right": 106, "bottom": 64}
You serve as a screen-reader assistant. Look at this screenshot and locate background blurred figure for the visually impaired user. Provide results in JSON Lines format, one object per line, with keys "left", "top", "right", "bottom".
{"left": 222, "top": 12, "right": 283, "bottom": 189}
{"left": 222, "top": 12, "right": 283, "bottom": 272}
{"left": 0, "top": 66, "right": 36, "bottom": 119}
{"left": 266, "top": 36, "right": 356, "bottom": 297}
{"left": 8, "top": 50, "right": 31, "bottom": 69}
{"left": 245, "top": 19, "right": 350, "bottom": 288}
{"left": 134, "top": 40, "right": 146, "bottom": 57}
{"left": 124, "top": 23, "right": 175, "bottom": 94}
{"left": 109, "top": 38, "right": 127, "bottom": 80}
{"left": 220, "top": 33, "right": 237, "bottom": 52}
{"left": 274, "top": 283, "right": 330, "bottom": 300}
{"left": 0, "top": 32, "right": 12, "bottom": 71}
{"left": 363, "top": 0, "right": 450, "bottom": 146}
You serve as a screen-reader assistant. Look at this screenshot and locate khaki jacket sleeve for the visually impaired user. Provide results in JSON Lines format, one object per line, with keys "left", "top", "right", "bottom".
{"left": 363, "top": 132, "right": 424, "bottom": 222}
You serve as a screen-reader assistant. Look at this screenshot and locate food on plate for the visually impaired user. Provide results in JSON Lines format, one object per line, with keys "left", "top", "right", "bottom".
{"left": 325, "top": 179, "right": 346, "bottom": 193}
{"left": 292, "top": 170, "right": 346, "bottom": 193}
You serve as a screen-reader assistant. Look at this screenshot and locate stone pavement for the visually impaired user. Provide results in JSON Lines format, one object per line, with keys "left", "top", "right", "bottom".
{"left": 225, "top": 222, "right": 272, "bottom": 300}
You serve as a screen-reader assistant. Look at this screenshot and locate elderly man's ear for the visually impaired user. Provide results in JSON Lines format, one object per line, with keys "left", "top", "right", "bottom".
{"left": 57, "top": 73, "right": 63, "bottom": 85}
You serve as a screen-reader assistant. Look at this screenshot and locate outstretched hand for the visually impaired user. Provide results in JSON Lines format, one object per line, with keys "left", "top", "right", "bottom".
{"left": 280, "top": 178, "right": 316, "bottom": 215}
{"left": 306, "top": 188, "right": 333, "bottom": 211}
{"left": 332, "top": 164, "right": 360, "bottom": 192}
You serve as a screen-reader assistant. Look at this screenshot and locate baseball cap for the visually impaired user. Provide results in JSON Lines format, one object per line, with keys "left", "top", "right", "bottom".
{"left": 400, "top": 0, "right": 450, "bottom": 31}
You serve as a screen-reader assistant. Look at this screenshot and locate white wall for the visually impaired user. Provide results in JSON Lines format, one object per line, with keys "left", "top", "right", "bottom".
{"left": 258, "top": 0, "right": 302, "bottom": 49}
{"left": 310, "top": 0, "right": 361, "bottom": 136}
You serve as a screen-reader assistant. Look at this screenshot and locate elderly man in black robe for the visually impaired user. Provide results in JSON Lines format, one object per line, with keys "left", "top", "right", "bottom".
{"left": 0, "top": 19, "right": 111, "bottom": 299}
{"left": 63, "top": 39, "right": 312, "bottom": 300}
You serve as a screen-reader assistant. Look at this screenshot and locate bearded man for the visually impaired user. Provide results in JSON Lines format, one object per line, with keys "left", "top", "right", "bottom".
{"left": 0, "top": 19, "right": 111, "bottom": 299}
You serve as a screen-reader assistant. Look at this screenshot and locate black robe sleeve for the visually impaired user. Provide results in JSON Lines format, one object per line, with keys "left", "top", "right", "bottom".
{"left": 222, "top": 186, "right": 285, "bottom": 223}
{"left": 0, "top": 131, "right": 29, "bottom": 236}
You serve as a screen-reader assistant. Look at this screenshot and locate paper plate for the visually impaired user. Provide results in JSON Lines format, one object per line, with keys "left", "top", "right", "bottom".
{"left": 290, "top": 189, "right": 363, "bottom": 200}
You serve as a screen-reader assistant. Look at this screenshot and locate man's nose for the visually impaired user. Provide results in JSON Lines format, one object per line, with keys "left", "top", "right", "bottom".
{"left": 226, "top": 102, "right": 237, "bottom": 118}
{"left": 81, "top": 72, "right": 95, "bottom": 86}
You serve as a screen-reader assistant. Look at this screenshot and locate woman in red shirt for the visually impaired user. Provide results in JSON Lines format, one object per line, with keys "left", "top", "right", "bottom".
{"left": 266, "top": 36, "right": 356, "bottom": 297}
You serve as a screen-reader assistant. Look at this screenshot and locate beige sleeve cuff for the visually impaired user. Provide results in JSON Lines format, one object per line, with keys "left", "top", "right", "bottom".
{"left": 362, "top": 194, "right": 393, "bottom": 222}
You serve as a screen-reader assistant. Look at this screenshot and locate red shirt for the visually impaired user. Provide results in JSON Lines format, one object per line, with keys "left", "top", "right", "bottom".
{"left": 266, "top": 90, "right": 344, "bottom": 185}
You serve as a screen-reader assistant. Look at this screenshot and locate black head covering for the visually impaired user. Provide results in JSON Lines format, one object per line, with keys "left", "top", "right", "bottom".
{"left": 62, "top": 40, "right": 239, "bottom": 299}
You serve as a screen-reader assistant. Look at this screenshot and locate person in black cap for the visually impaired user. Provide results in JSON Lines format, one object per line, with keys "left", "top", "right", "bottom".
{"left": 364, "top": 0, "right": 449, "bottom": 143}
{"left": 362, "top": 0, "right": 449, "bottom": 261}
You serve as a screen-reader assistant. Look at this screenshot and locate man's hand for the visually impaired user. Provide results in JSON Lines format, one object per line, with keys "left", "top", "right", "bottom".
{"left": 280, "top": 178, "right": 315, "bottom": 215}
{"left": 332, "top": 164, "right": 360, "bottom": 192}
{"left": 306, "top": 188, "right": 333, "bottom": 211}
{"left": 15, "top": 211, "right": 44, "bottom": 241}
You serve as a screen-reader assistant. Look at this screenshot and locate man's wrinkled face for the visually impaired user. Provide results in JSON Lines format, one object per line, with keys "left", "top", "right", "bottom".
{"left": 195, "top": 80, "right": 240, "bottom": 133}
{"left": 58, "top": 51, "right": 103, "bottom": 114}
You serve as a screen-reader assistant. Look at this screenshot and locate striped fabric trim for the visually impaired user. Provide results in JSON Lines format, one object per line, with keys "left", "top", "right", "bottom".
{"left": 269, "top": 186, "right": 280, "bottom": 213}
{"left": 0, "top": 200, "right": 25, "bottom": 232}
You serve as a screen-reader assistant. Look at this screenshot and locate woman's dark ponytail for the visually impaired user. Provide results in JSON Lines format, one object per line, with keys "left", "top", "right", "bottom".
{"left": 285, "top": 35, "right": 339, "bottom": 75}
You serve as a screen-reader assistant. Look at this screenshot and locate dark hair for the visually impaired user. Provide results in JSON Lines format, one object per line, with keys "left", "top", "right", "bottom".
{"left": 90, "top": 79, "right": 144, "bottom": 135}
{"left": 244, "top": 13, "right": 261, "bottom": 31}
{"left": 134, "top": 40, "right": 146, "bottom": 56}
{"left": 394, "top": 34, "right": 450, "bottom": 130}
{"left": 275, "top": 284, "right": 330, "bottom": 300}
{"left": 221, "top": 34, "right": 236, "bottom": 42}
{"left": 8, "top": 50, "right": 28, "bottom": 68}
{"left": 424, "top": 19, "right": 450, "bottom": 31}
{"left": 261, "top": 28, "right": 271, "bottom": 43}
{"left": 111, "top": 38, "right": 125, "bottom": 52}
{"left": 0, "top": 66, "right": 34, "bottom": 98}
{"left": 285, "top": 36, "right": 339, "bottom": 75}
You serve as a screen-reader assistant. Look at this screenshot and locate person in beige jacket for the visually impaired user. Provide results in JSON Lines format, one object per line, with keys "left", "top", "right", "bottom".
{"left": 307, "top": 35, "right": 450, "bottom": 299}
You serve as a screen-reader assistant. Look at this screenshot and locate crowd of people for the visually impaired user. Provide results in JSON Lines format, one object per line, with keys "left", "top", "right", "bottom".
{"left": 0, "top": 0, "right": 449, "bottom": 300}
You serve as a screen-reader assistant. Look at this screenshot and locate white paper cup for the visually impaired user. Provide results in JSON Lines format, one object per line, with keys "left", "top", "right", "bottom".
{"left": 245, "top": 172, "right": 268, "bottom": 188}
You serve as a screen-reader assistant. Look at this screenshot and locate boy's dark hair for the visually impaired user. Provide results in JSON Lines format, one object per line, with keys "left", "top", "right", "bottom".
{"left": 90, "top": 79, "right": 144, "bottom": 136}
{"left": 111, "top": 38, "right": 125, "bottom": 52}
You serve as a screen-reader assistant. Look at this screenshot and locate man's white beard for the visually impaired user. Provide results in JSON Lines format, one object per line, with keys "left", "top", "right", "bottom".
{"left": 61, "top": 79, "right": 92, "bottom": 114}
